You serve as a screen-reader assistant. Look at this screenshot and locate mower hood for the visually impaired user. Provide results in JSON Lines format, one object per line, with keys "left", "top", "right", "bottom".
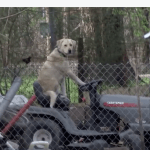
{"left": 100, "top": 94, "right": 150, "bottom": 124}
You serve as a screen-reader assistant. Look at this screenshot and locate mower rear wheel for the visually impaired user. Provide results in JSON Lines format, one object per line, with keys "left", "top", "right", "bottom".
{"left": 18, "top": 118, "right": 63, "bottom": 150}
{"left": 123, "top": 133, "right": 142, "bottom": 150}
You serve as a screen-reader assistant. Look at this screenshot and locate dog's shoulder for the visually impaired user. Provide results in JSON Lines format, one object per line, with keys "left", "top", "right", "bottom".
{"left": 46, "top": 49, "right": 56, "bottom": 61}
{"left": 48, "top": 48, "right": 61, "bottom": 58}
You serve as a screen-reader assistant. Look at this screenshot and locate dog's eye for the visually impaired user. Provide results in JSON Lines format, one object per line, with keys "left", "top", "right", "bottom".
{"left": 64, "top": 45, "right": 67, "bottom": 47}
{"left": 70, "top": 44, "right": 72, "bottom": 46}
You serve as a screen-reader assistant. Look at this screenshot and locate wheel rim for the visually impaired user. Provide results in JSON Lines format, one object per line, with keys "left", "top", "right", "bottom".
{"left": 33, "top": 129, "right": 52, "bottom": 148}
{"left": 124, "top": 142, "right": 134, "bottom": 150}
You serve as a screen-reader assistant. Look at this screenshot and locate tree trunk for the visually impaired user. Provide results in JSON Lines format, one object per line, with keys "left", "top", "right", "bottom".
{"left": 143, "top": 8, "right": 149, "bottom": 64}
{"left": 49, "top": 7, "right": 56, "bottom": 50}
{"left": 63, "top": 7, "right": 68, "bottom": 38}
{"left": 45, "top": 7, "right": 50, "bottom": 55}
{"left": 123, "top": 9, "right": 144, "bottom": 79}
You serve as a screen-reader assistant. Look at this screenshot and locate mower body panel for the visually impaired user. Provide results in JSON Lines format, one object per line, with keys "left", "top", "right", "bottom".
{"left": 100, "top": 94, "right": 150, "bottom": 124}
{"left": 25, "top": 106, "right": 118, "bottom": 139}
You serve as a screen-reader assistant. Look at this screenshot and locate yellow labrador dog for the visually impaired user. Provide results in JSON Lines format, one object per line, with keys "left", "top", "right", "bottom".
{"left": 38, "top": 39, "right": 85, "bottom": 108}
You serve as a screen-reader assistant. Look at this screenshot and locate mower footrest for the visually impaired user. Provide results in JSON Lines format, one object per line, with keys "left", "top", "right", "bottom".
{"left": 66, "top": 139, "right": 109, "bottom": 150}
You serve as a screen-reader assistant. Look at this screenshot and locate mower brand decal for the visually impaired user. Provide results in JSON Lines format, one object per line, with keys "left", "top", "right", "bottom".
{"left": 103, "top": 102, "right": 137, "bottom": 107}
{"left": 107, "top": 102, "right": 124, "bottom": 104}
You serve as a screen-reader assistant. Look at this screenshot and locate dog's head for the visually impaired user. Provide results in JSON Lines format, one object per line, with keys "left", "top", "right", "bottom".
{"left": 56, "top": 39, "right": 76, "bottom": 56}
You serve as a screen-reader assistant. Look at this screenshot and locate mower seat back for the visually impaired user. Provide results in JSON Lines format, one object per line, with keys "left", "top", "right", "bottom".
{"left": 33, "top": 81, "right": 50, "bottom": 107}
{"left": 33, "top": 81, "right": 70, "bottom": 111}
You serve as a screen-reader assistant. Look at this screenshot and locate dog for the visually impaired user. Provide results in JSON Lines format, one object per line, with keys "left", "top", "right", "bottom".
{"left": 38, "top": 38, "right": 85, "bottom": 108}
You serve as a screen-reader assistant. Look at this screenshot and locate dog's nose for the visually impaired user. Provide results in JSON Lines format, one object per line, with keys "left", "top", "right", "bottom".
{"left": 68, "top": 49, "right": 71, "bottom": 54}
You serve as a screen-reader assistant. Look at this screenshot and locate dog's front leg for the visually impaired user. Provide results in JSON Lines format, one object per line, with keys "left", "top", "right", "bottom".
{"left": 61, "top": 77, "right": 67, "bottom": 96}
{"left": 67, "top": 70, "right": 85, "bottom": 85}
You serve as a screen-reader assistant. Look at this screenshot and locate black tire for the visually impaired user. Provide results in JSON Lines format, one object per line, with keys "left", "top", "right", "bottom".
{"left": 123, "top": 133, "right": 142, "bottom": 150}
{"left": 124, "top": 141, "right": 134, "bottom": 150}
{"left": 18, "top": 118, "right": 63, "bottom": 150}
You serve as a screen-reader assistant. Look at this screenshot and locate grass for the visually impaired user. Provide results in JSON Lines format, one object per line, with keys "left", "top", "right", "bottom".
{"left": 1, "top": 76, "right": 150, "bottom": 104}
{"left": 18, "top": 75, "right": 37, "bottom": 98}
{"left": 66, "top": 78, "right": 78, "bottom": 103}
{"left": 0, "top": 75, "right": 79, "bottom": 103}
{"left": 0, "top": 75, "right": 37, "bottom": 99}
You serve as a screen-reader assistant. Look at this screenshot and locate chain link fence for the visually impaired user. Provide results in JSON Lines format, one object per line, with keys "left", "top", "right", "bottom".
{"left": 0, "top": 6, "right": 150, "bottom": 150}
{"left": 0, "top": 62, "right": 150, "bottom": 149}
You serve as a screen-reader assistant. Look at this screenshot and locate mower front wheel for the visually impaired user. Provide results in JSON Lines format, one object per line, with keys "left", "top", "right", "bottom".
{"left": 18, "top": 118, "right": 63, "bottom": 150}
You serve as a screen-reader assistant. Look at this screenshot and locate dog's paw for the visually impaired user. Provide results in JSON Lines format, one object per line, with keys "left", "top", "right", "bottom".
{"left": 50, "top": 105, "right": 53, "bottom": 108}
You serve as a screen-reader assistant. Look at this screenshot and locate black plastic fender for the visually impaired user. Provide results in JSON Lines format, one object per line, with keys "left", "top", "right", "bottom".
{"left": 119, "top": 129, "right": 142, "bottom": 149}
{"left": 67, "top": 139, "right": 109, "bottom": 150}
{"left": 26, "top": 106, "right": 118, "bottom": 138}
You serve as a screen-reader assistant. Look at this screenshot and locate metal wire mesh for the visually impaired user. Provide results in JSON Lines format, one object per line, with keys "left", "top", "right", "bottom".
{"left": 0, "top": 62, "right": 150, "bottom": 150}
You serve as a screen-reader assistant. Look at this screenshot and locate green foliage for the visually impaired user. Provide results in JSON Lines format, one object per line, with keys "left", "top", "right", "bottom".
{"left": 113, "top": 7, "right": 150, "bottom": 38}
{"left": 0, "top": 7, "right": 43, "bottom": 67}
{"left": 17, "top": 75, "right": 37, "bottom": 98}
{"left": 0, "top": 78, "right": 11, "bottom": 94}
{"left": 140, "top": 77, "right": 150, "bottom": 85}
{"left": 127, "top": 77, "right": 150, "bottom": 87}
{"left": 0, "top": 7, "right": 150, "bottom": 66}
{"left": 65, "top": 78, "right": 79, "bottom": 103}
{"left": 0, "top": 75, "right": 79, "bottom": 103}
{"left": 1, "top": 74, "right": 150, "bottom": 104}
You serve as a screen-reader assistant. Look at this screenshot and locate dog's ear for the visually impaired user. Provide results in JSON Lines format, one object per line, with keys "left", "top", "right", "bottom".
{"left": 71, "top": 40, "right": 77, "bottom": 52}
{"left": 56, "top": 39, "right": 64, "bottom": 49}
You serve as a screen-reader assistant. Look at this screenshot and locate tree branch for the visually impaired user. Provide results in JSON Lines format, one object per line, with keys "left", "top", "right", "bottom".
{"left": 0, "top": 8, "right": 29, "bottom": 20}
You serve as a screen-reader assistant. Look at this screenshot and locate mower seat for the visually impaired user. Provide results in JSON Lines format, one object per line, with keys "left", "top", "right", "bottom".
{"left": 33, "top": 81, "right": 70, "bottom": 111}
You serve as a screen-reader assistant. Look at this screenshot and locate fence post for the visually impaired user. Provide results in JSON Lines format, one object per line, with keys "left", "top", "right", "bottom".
{"left": 0, "top": 77, "right": 22, "bottom": 121}
{"left": 136, "top": 62, "right": 145, "bottom": 150}
{"left": 78, "top": 38, "right": 84, "bottom": 103}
